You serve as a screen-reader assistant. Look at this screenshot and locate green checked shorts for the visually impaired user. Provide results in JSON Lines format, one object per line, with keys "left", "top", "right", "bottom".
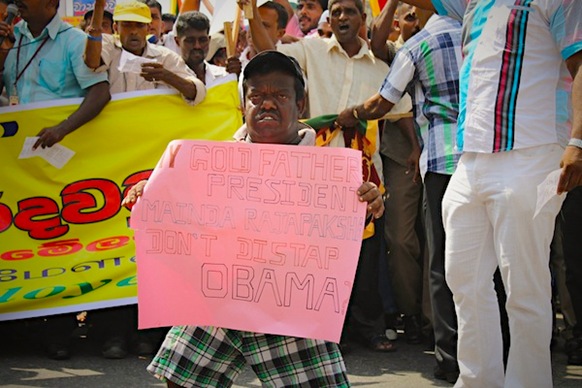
{"left": 147, "top": 325, "right": 350, "bottom": 387}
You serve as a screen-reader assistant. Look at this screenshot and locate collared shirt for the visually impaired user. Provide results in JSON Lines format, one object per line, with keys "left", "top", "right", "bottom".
{"left": 278, "top": 35, "right": 412, "bottom": 184}
{"left": 203, "top": 62, "right": 233, "bottom": 87}
{"left": 186, "top": 61, "right": 237, "bottom": 90}
{"left": 3, "top": 15, "right": 107, "bottom": 104}
{"left": 97, "top": 34, "right": 205, "bottom": 105}
{"left": 278, "top": 35, "right": 411, "bottom": 118}
{"left": 380, "top": 15, "right": 463, "bottom": 177}
{"left": 432, "top": 0, "right": 582, "bottom": 153}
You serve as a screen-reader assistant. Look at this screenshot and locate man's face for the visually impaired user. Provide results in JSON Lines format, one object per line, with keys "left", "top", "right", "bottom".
{"left": 86, "top": 16, "right": 113, "bottom": 34}
{"left": 175, "top": 28, "right": 209, "bottom": 68}
{"left": 397, "top": 5, "right": 420, "bottom": 42}
{"left": 163, "top": 19, "right": 173, "bottom": 34}
{"left": 209, "top": 48, "right": 227, "bottom": 67}
{"left": 259, "top": 7, "right": 285, "bottom": 44}
{"left": 116, "top": 21, "right": 148, "bottom": 56}
{"left": 318, "top": 20, "right": 333, "bottom": 39}
{"left": 245, "top": 71, "right": 305, "bottom": 145}
{"left": 329, "top": 0, "right": 364, "bottom": 44}
{"left": 101, "top": 17, "right": 114, "bottom": 34}
{"left": 15, "top": 0, "right": 53, "bottom": 22}
{"left": 297, "top": 0, "right": 323, "bottom": 35}
{"left": 148, "top": 6, "right": 162, "bottom": 40}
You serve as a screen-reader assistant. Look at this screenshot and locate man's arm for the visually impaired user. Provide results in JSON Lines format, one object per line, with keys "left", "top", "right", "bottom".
{"left": 273, "top": 0, "right": 294, "bottom": 21}
{"left": 0, "top": 14, "right": 16, "bottom": 95}
{"left": 180, "top": 0, "right": 201, "bottom": 13}
{"left": 336, "top": 93, "right": 395, "bottom": 129}
{"left": 140, "top": 62, "right": 201, "bottom": 101}
{"left": 34, "top": 81, "right": 111, "bottom": 149}
{"left": 393, "top": 117, "right": 421, "bottom": 182}
{"left": 238, "top": 0, "right": 277, "bottom": 52}
{"left": 399, "top": 0, "right": 435, "bottom": 10}
{"left": 84, "top": 0, "right": 105, "bottom": 70}
{"left": 558, "top": 50, "right": 582, "bottom": 193}
{"left": 370, "top": 0, "right": 399, "bottom": 64}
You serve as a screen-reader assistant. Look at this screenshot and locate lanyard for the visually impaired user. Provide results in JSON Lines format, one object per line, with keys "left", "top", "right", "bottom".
{"left": 14, "top": 34, "right": 50, "bottom": 88}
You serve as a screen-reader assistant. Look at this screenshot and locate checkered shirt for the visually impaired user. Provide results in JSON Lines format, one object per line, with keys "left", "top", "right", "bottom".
{"left": 379, "top": 15, "right": 463, "bottom": 177}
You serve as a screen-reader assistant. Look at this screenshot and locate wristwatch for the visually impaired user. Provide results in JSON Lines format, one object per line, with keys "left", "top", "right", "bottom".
{"left": 568, "top": 138, "right": 582, "bottom": 149}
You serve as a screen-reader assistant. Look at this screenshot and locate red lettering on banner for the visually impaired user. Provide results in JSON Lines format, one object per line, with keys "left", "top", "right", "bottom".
{"left": 0, "top": 237, "right": 131, "bottom": 261}
{"left": 1, "top": 171, "right": 152, "bottom": 240}
{"left": 0, "top": 193, "right": 13, "bottom": 233}
{"left": 86, "top": 236, "right": 130, "bottom": 252}
{"left": 37, "top": 239, "right": 83, "bottom": 257}
{"left": 1, "top": 250, "right": 34, "bottom": 261}
{"left": 14, "top": 197, "right": 69, "bottom": 240}
{"left": 61, "top": 179, "right": 122, "bottom": 224}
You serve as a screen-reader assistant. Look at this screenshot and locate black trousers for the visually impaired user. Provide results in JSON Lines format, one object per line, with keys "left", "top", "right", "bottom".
{"left": 424, "top": 172, "right": 458, "bottom": 372}
{"left": 560, "top": 186, "right": 582, "bottom": 338}
{"left": 345, "top": 216, "right": 386, "bottom": 340}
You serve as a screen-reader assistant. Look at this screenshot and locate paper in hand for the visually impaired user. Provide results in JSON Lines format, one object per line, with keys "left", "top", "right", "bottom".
{"left": 534, "top": 169, "right": 563, "bottom": 218}
{"left": 18, "top": 137, "right": 75, "bottom": 169}
{"left": 118, "top": 49, "right": 157, "bottom": 74}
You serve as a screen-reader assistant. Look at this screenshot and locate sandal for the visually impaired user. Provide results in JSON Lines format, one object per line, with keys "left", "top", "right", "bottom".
{"left": 367, "top": 334, "right": 396, "bottom": 352}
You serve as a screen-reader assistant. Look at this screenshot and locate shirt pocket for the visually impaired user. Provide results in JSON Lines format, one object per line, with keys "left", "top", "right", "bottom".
{"left": 38, "top": 59, "right": 65, "bottom": 95}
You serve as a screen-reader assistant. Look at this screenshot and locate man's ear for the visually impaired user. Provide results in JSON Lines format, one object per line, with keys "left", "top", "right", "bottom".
{"left": 393, "top": 19, "right": 401, "bottom": 32}
{"left": 174, "top": 35, "right": 181, "bottom": 47}
{"left": 277, "top": 28, "right": 286, "bottom": 40}
{"left": 113, "top": 22, "right": 119, "bottom": 34}
{"left": 296, "top": 96, "right": 306, "bottom": 116}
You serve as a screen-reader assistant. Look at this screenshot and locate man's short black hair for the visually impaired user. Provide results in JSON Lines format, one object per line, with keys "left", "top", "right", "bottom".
{"left": 139, "top": 0, "right": 162, "bottom": 14}
{"left": 328, "top": 0, "right": 363, "bottom": 14}
{"left": 260, "top": 1, "right": 289, "bottom": 30}
{"left": 301, "top": 0, "right": 327, "bottom": 11}
{"left": 83, "top": 9, "right": 114, "bottom": 24}
{"left": 162, "top": 13, "right": 176, "bottom": 23}
{"left": 242, "top": 51, "right": 305, "bottom": 102}
{"left": 175, "top": 11, "right": 210, "bottom": 36}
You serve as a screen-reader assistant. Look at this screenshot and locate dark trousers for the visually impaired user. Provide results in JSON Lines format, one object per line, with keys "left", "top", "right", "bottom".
{"left": 382, "top": 156, "right": 424, "bottom": 316}
{"left": 345, "top": 216, "right": 386, "bottom": 340}
{"left": 560, "top": 186, "right": 582, "bottom": 337}
{"left": 424, "top": 172, "right": 458, "bottom": 372}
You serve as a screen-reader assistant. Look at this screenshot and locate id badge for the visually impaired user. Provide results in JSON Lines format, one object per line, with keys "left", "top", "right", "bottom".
{"left": 9, "top": 86, "right": 19, "bottom": 106}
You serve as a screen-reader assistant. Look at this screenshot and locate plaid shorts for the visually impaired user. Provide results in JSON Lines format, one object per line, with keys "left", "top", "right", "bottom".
{"left": 147, "top": 326, "right": 350, "bottom": 387}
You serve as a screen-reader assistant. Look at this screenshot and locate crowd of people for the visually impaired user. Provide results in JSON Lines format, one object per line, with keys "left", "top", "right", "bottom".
{"left": 0, "top": 0, "right": 581, "bottom": 387}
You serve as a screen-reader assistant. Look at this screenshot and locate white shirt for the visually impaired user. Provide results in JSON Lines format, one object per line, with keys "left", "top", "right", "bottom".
{"left": 98, "top": 34, "right": 205, "bottom": 105}
{"left": 278, "top": 36, "right": 411, "bottom": 118}
{"left": 433, "top": 0, "right": 582, "bottom": 153}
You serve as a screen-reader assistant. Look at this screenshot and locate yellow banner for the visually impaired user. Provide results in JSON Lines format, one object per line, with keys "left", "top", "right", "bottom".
{"left": 0, "top": 83, "right": 242, "bottom": 320}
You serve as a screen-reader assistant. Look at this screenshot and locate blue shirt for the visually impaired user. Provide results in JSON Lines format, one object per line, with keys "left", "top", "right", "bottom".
{"left": 3, "top": 15, "right": 107, "bottom": 104}
{"left": 431, "top": 0, "right": 582, "bottom": 153}
{"left": 380, "top": 15, "right": 463, "bottom": 177}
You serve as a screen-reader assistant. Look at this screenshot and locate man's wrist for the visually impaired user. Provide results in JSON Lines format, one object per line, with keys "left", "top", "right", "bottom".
{"left": 568, "top": 138, "right": 582, "bottom": 149}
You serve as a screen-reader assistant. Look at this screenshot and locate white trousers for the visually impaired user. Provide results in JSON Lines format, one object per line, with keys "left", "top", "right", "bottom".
{"left": 442, "top": 144, "right": 564, "bottom": 388}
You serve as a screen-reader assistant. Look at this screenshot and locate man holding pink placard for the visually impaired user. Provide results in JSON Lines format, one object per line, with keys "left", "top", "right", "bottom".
{"left": 123, "top": 51, "right": 384, "bottom": 387}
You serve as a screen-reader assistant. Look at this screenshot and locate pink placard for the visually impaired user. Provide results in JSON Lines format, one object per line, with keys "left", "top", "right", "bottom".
{"left": 131, "top": 140, "right": 366, "bottom": 343}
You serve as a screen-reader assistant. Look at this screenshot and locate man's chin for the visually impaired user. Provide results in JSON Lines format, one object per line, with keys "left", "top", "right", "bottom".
{"left": 253, "top": 121, "right": 282, "bottom": 133}
{"left": 299, "top": 21, "right": 315, "bottom": 34}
